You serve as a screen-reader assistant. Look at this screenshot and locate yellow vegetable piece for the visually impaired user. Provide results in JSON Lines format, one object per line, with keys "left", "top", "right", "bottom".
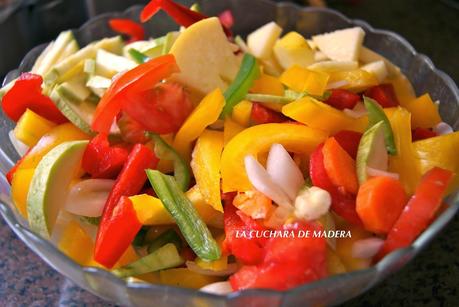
{"left": 191, "top": 130, "right": 224, "bottom": 212}
{"left": 328, "top": 69, "right": 378, "bottom": 92}
{"left": 224, "top": 118, "right": 245, "bottom": 145}
{"left": 130, "top": 186, "right": 223, "bottom": 228}
{"left": 282, "top": 96, "right": 357, "bottom": 134}
{"left": 196, "top": 254, "right": 228, "bottom": 271}
{"left": 388, "top": 107, "right": 421, "bottom": 195}
{"left": 387, "top": 73, "right": 416, "bottom": 108}
{"left": 173, "top": 88, "right": 225, "bottom": 160}
{"left": 58, "top": 220, "right": 95, "bottom": 266}
{"left": 10, "top": 123, "right": 89, "bottom": 218}
{"left": 327, "top": 247, "right": 347, "bottom": 275}
{"left": 232, "top": 100, "right": 252, "bottom": 127}
{"left": 114, "top": 245, "right": 140, "bottom": 269}
{"left": 14, "top": 109, "right": 56, "bottom": 147}
{"left": 280, "top": 65, "right": 329, "bottom": 96}
{"left": 250, "top": 73, "right": 284, "bottom": 96}
{"left": 221, "top": 123, "right": 327, "bottom": 192}
{"left": 273, "top": 31, "right": 314, "bottom": 69}
{"left": 335, "top": 224, "right": 372, "bottom": 271}
{"left": 405, "top": 94, "right": 442, "bottom": 129}
{"left": 414, "top": 131, "right": 459, "bottom": 194}
{"left": 159, "top": 268, "right": 221, "bottom": 289}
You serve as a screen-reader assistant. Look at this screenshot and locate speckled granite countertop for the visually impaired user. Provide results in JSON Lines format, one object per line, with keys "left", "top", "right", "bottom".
{"left": 0, "top": 0, "right": 458, "bottom": 306}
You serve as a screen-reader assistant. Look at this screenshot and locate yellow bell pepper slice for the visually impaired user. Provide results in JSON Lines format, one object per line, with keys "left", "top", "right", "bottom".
{"left": 221, "top": 123, "right": 327, "bottom": 192}
{"left": 130, "top": 185, "right": 223, "bottom": 228}
{"left": 159, "top": 268, "right": 221, "bottom": 289}
{"left": 335, "top": 224, "right": 372, "bottom": 271}
{"left": 196, "top": 254, "right": 228, "bottom": 271}
{"left": 387, "top": 73, "right": 416, "bottom": 108}
{"left": 327, "top": 247, "right": 347, "bottom": 275}
{"left": 388, "top": 107, "right": 421, "bottom": 195}
{"left": 58, "top": 220, "right": 95, "bottom": 266}
{"left": 191, "top": 130, "right": 224, "bottom": 212}
{"left": 232, "top": 100, "right": 252, "bottom": 127}
{"left": 282, "top": 96, "right": 358, "bottom": 134}
{"left": 173, "top": 88, "right": 225, "bottom": 160}
{"left": 414, "top": 131, "right": 459, "bottom": 194}
{"left": 405, "top": 94, "right": 442, "bottom": 129}
{"left": 224, "top": 118, "right": 245, "bottom": 145}
{"left": 250, "top": 73, "right": 284, "bottom": 96}
{"left": 280, "top": 65, "right": 329, "bottom": 96}
{"left": 14, "top": 109, "right": 56, "bottom": 147}
{"left": 114, "top": 245, "right": 140, "bottom": 269}
{"left": 10, "top": 123, "right": 89, "bottom": 218}
{"left": 328, "top": 69, "right": 378, "bottom": 92}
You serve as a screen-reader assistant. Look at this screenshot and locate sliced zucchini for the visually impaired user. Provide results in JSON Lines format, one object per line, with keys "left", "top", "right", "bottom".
{"left": 59, "top": 75, "right": 91, "bottom": 103}
{"left": 32, "top": 31, "right": 75, "bottom": 76}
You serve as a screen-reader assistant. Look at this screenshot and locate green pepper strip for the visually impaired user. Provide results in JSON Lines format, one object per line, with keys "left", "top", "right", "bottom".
{"left": 221, "top": 53, "right": 260, "bottom": 117}
{"left": 147, "top": 229, "right": 183, "bottom": 254}
{"left": 146, "top": 132, "right": 190, "bottom": 191}
{"left": 128, "top": 49, "right": 150, "bottom": 64}
{"left": 363, "top": 96, "right": 397, "bottom": 155}
{"left": 146, "top": 170, "right": 221, "bottom": 261}
{"left": 112, "top": 243, "right": 184, "bottom": 278}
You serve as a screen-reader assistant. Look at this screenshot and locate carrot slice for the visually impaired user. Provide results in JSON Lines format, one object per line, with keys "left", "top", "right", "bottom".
{"left": 356, "top": 176, "right": 407, "bottom": 234}
{"left": 322, "top": 137, "right": 359, "bottom": 194}
{"left": 233, "top": 191, "right": 275, "bottom": 220}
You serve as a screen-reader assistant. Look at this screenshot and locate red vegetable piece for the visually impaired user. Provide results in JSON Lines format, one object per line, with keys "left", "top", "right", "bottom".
{"left": 250, "top": 102, "right": 287, "bottom": 125}
{"left": 324, "top": 89, "right": 360, "bottom": 110}
{"left": 109, "top": 18, "right": 145, "bottom": 43}
{"left": 1, "top": 73, "right": 68, "bottom": 124}
{"left": 333, "top": 130, "right": 362, "bottom": 159}
{"left": 412, "top": 127, "right": 437, "bottom": 141}
{"left": 364, "top": 84, "right": 399, "bottom": 108}
{"left": 94, "top": 144, "right": 159, "bottom": 268}
{"left": 310, "top": 143, "right": 363, "bottom": 226}
{"left": 218, "top": 10, "right": 234, "bottom": 29}
{"left": 376, "top": 167, "right": 453, "bottom": 260}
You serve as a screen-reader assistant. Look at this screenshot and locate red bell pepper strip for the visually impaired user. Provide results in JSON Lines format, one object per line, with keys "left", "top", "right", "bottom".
{"left": 230, "top": 222, "right": 327, "bottom": 291}
{"left": 324, "top": 89, "right": 360, "bottom": 110}
{"left": 140, "top": 0, "right": 232, "bottom": 37}
{"left": 412, "top": 127, "right": 437, "bottom": 141}
{"left": 1, "top": 73, "right": 67, "bottom": 124}
{"left": 6, "top": 148, "right": 32, "bottom": 184}
{"left": 364, "top": 84, "right": 399, "bottom": 108}
{"left": 333, "top": 130, "right": 362, "bottom": 159}
{"left": 109, "top": 18, "right": 145, "bottom": 43}
{"left": 250, "top": 102, "right": 287, "bottom": 125}
{"left": 94, "top": 144, "right": 159, "bottom": 268}
{"left": 218, "top": 10, "right": 234, "bottom": 29}
{"left": 82, "top": 133, "right": 130, "bottom": 179}
{"left": 376, "top": 167, "right": 453, "bottom": 260}
{"left": 92, "top": 54, "right": 179, "bottom": 134}
{"left": 310, "top": 143, "right": 363, "bottom": 226}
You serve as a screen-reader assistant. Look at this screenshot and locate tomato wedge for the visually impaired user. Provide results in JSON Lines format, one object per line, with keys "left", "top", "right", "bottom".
{"left": 376, "top": 167, "right": 453, "bottom": 259}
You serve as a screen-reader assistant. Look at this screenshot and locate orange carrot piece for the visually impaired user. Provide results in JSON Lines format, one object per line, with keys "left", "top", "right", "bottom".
{"left": 233, "top": 191, "right": 274, "bottom": 220}
{"left": 322, "top": 137, "right": 359, "bottom": 194}
{"left": 356, "top": 176, "right": 407, "bottom": 234}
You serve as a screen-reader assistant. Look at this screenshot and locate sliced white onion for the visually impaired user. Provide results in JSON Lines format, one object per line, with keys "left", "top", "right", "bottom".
{"left": 200, "top": 281, "right": 233, "bottom": 295}
{"left": 352, "top": 237, "right": 384, "bottom": 259}
{"left": 8, "top": 130, "right": 29, "bottom": 157}
{"left": 264, "top": 205, "right": 293, "bottom": 228}
{"left": 366, "top": 166, "right": 399, "bottom": 180}
{"left": 186, "top": 261, "right": 238, "bottom": 277}
{"left": 65, "top": 179, "right": 115, "bottom": 217}
{"left": 433, "top": 122, "right": 454, "bottom": 136}
{"left": 343, "top": 102, "right": 367, "bottom": 118}
{"left": 326, "top": 80, "right": 349, "bottom": 90}
{"left": 244, "top": 155, "right": 292, "bottom": 208}
{"left": 266, "top": 144, "right": 305, "bottom": 201}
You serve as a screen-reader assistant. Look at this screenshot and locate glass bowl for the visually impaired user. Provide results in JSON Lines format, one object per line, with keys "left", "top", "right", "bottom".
{"left": 1, "top": 0, "right": 458, "bottom": 306}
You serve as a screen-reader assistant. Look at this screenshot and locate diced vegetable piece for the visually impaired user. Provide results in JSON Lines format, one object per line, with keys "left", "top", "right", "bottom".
{"left": 58, "top": 220, "right": 96, "bottom": 266}
{"left": 251, "top": 103, "right": 286, "bottom": 124}
{"left": 232, "top": 100, "right": 253, "bottom": 126}
{"left": 146, "top": 170, "right": 221, "bottom": 261}
{"left": 96, "top": 49, "right": 137, "bottom": 78}
{"left": 334, "top": 224, "right": 372, "bottom": 270}
{"left": 280, "top": 65, "right": 329, "bottom": 96}
{"left": 233, "top": 191, "right": 274, "bottom": 220}
{"left": 160, "top": 268, "right": 222, "bottom": 289}
{"left": 13, "top": 109, "right": 56, "bottom": 147}
{"left": 58, "top": 75, "right": 91, "bottom": 103}
{"left": 412, "top": 127, "right": 437, "bottom": 141}
{"left": 364, "top": 84, "right": 399, "bottom": 108}
{"left": 328, "top": 69, "right": 378, "bottom": 92}
{"left": 377, "top": 167, "right": 453, "bottom": 259}
{"left": 113, "top": 243, "right": 183, "bottom": 278}
{"left": 273, "top": 31, "right": 314, "bottom": 69}
{"left": 247, "top": 22, "right": 282, "bottom": 59}
{"left": 324, "top": 89, "right": 360, "bottom": 110}
{"left": 250, "top": 73, "right": 284, "bottom": 96}
{"left": 333, "top": 130, "right": 362, "bottom": 159}
{"left": 109, "top": 18, "right": 145, "bottom": 43}
{"left": 312, "top": 27, "right": 365, "bottom": 62}
{"left": 308, "top": 60, "right": 358, "bottom": 72}
{"left": 223, "top": 117, "right": 245, "bottom": 145}
{"left": 405, "top": 93, "right": 442, "bottom": 129}
{"left": 147, "top": 229, "right": 183, "bottom": 253}
{"left": 356, "top": 176, "right": 407, "bottom": 234}
{"left": 128, "top": 48, "right": 150, "bottom": 64}
{"left": 361, "top": 60, "right": 388, "bottom": 83}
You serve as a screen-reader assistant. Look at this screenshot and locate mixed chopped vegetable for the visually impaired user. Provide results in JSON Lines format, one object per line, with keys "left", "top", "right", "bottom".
{"left": 1, "top": 0, "right": 458, "bottom": 295}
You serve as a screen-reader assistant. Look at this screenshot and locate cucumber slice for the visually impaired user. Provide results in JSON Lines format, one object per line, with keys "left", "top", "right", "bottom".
{"left": 33, "top": 31, "right": 75, "bottom": 76}
{"left": 84, "top": 59, "right": 96, "bottom": 75}
{"left": 59, "top": 75, "right": 91, "bottom": 103}
{"left": 95, "top": 49, "right": 137, "bottom": 78}
{"left": 86, "top": 75, "right": 111, "bottom": 97}
{"left": 55, "top": 40, "right": 80, "bottom": 66}
{"left": 31, "top": 41, "right": 55, "bottom": 74}
{"left": 113, "top": 243, "right": 184, "bottom": 278}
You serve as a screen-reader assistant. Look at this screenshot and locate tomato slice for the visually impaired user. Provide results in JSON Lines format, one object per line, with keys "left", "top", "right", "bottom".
{"left": 122, "top": 82, "right": 193, "bottom": 135}
{"left": 376, "top": 167, "right": 453, "bottom": 259}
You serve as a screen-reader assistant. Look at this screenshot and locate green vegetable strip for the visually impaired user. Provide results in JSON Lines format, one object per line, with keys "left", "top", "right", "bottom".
{"left": 146, "top": 170, "right": 221, "bottom": 261}
{"left": 245, "top": 90, "right": 331, "bottom": 105}
{"left": 221, "top": 54, "right": 260, "bottom": 117}
{"left": 147, "top": 229, "right": 183, "bottom": 254}
{"left": 146, "top": 132, "right": 190, "bottom": 191}
{"left": 112, "top": 243, "right": 183, "bottom": 278}
{"left": 363, "top": 96, "right": 397, "bottom": 155}
{"left": 128, "top": 49, "right": 150, "bottom": 64}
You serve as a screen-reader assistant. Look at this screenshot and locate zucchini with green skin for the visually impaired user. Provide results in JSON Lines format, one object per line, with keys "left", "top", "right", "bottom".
{"left": 113, "top": 243, "right": 184, "bottom": 278}
{"left": 146, "top": 170, "right": 221, "bottom": 261}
